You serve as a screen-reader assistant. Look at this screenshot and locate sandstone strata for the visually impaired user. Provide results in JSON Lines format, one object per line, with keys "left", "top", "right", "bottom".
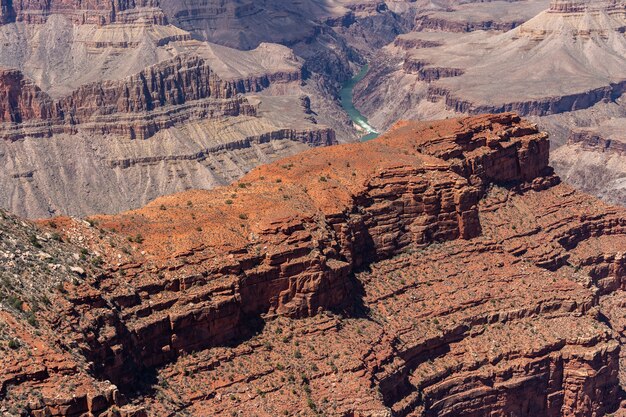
{"left": 0, "top": 53, "right": 304, "bottom": 141}
{"left": 348, "top": 0, "right": 626, "bottom": 209}
{"left": 550, "top": 118, "right": 626, "bottom": 207}
{"left": 0, "top": 11, "right": 342, "bottom": 218}
{"left": 0, "top": 0, "right": 165, "bottom": 25}
{"left": 2, "top": 114, "right": 626, "bottom": 416}
{"left": 355, "top": 0, "right": 626, "bottom": 128}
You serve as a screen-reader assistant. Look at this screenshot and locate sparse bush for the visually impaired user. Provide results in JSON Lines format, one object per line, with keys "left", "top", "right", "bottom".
{"left": 29, "top": 235, "right": 41, "bottom": 248}
{"left": 27, "top": 313, "right": 38, "bottom": 328}
{"left": 7, "top": 295, "right": 22, "bottom": 311}
{"left": 8, "top": 338, "right": 20, "bottom": 349}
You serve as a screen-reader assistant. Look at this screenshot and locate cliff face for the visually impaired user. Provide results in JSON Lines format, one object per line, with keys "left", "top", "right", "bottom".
{"left": 427, "top": 81, "right": 626, "bottom": 117}
{"left": 414, "top": 15, "right": 523, "bottom": 33}
{"left": 0, "top": 55, "right": 303, "bottom": 141}
{"left": 350, "top": 0, "right": 626, "bottom": 213}
{"left": 550, "top": 122, "right": 626, "bottom": 208}
{"left": 0, "top": 14, "right": 332, "bottom": 219}
{"left": 3, "top": 114, "right": 626, "bottom": 416}
{"left": 568, "top": 130, "right": 626, "bottom": 156}
{"left": 0, "top": 0, "right": 165, "bottom": 25}
{"left": 353, "top": 0, "right": 626, "bottom": 129}
{"left": 0, "top": 68, "right": 53, "bottom": 124}
{"left": 61, "top": 113, "right": 547, "bottom": 389}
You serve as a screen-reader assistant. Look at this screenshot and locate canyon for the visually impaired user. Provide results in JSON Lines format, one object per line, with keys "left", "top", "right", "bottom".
{"left": 0, "top": 0, "right": 368, "bottom": 218}
{"left": 353, "top": 0, "right": 626, "bottom": 207}
{"left": 0, "top": 114, "right": 626, "bottom": 416}
{"left": 1, "top": 2, "right": 626, "bottom": 416}
{"left": 3, "top": 0, "right": 624, "bottom": 217}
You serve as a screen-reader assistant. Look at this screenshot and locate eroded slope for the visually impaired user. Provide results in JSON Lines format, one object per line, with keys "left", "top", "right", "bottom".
{"left": 1, "top": 114, "right": 626, "bottom": 416}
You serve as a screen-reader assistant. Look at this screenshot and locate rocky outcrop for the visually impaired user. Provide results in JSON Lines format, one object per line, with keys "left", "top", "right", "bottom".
{"left": 60, "top": 114, "right": 547, "bottom": 387}
{"left": 108, "top": 127, "right": 337, "bottom": 169}
{"left": 3, "top": 114, "right": 626, "bottom": 416}
{"left": 414, "top": 14, "right": 523, "bottom": 32}
{"left": 61, "top": 55, "right": 299, "bottom": 117}
{"left": 0, "top": 68, "right": 54, "bottom": 124}
{"left": 403, "top": 59, "right": 464, "bottom": 82}
{"left": 0, "top": 0, "right": 166, "bottom": 25}
{"left": 428, "top": 80, "right": 626, "bottom": 117}
{"left": 393, "top": 37, "right": 442, "bottom": 50}
{"left": 548, "top": 0, "right": 626, "bottom": 13}
{"left": 0, "top": 55, "right": 302, "bottom": 140}
{"left": 550, "top": 121, "right": 626, "bottom": 208}
{"left": 568, "top": 130, "right": 626, "bottom": 156}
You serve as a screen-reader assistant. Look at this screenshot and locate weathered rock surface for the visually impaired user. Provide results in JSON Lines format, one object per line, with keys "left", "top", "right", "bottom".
{"left": 0, "top": 0, "right": 165, "bottom": 25}
{"left": 356, "top": 0, "right": 626, "bottom": 130}
{"left": 551, "top": 118, "right": 626, "bottom": 207}
{"left": 350, "top": 0, "right": 626, "bottom": 209}
{"left": 0, "top": 41, "right": 303, "bottom": 141}
{"left": 2, "top": 114, "right": 626, "bottom": 416}
{"left": 0, "top": 0, "right": 467, "bottom": 219}
{"left": 412, "top": 0, "right": 551, "bottom": 34}
{"left": 0, "top": 13, "right": 345, "bottom": 218}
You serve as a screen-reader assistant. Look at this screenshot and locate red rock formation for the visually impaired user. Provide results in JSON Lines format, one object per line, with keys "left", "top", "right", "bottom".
{"left": 0, "top": 68, "right": 54, "bottom": 123}
{"left": 2, "top": 114, "right": 626, "bottom": 416}
{"left": 0, "top": 0, "right": 166, "bottom": 25}
{"left": 56, "top": 114, "right": 553, "bottom": 387}
{"left": 0, "top": 55, "right": 302, "bottom": 140}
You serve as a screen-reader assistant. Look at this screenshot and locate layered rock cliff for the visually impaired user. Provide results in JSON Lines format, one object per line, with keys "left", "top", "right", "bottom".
{"left": 550, "top": 120, "right": 626, "bottom": 207}
{"left": 0, "top": 68, "right": 52, "bottom": 124}
{"left": 0, "top": 17, "right": 337, "bottom": 218}
{"left": 348, "top": 0, "right": 626, "bottom": 213}
{"left": 354, "top": 0, "right": 626, "bottom": 128}
{"left": 2, "top": 114, "right": 626, "bottom": 416}
{"left": 0, "top": 0, "right": 165, "bottom": 25}
{"left": 0, "top": 53, "right": 305, "bottom": 141}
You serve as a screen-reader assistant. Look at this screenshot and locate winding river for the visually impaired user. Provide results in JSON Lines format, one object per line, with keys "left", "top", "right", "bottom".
{"left": 340, "top": 65, "right": 380, "bottom": 142}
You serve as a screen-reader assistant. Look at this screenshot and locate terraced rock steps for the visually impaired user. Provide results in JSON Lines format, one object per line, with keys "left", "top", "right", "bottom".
{"left": 1, "top": 114, "right": 626, "bottom": 416}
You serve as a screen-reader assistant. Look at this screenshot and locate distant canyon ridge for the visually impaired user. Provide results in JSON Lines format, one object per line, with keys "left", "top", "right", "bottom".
{"left": 0, "top": 0, "right": 625, "bottom": 218}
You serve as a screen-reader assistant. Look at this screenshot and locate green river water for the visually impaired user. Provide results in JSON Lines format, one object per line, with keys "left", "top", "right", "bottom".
{"left": 339, "top": 65, "right": 380, "bottom": 142}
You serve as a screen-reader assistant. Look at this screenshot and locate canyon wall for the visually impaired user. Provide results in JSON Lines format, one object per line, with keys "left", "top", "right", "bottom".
{"left": 0, "top": 0, "right": 165, "bottom": 25}
{"left": 427, "top": 81, "right": 626, "bottom": 117}
{"left": 0, "top": 55, "right": 303, "bottom": 141}
{"left": 4, "top": 114, "right": 626, "bottom": 416}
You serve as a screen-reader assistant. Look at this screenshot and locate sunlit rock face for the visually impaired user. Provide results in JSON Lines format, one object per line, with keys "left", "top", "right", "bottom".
{"left": 2, "top": 114, "right": 626, "bottom": 416}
